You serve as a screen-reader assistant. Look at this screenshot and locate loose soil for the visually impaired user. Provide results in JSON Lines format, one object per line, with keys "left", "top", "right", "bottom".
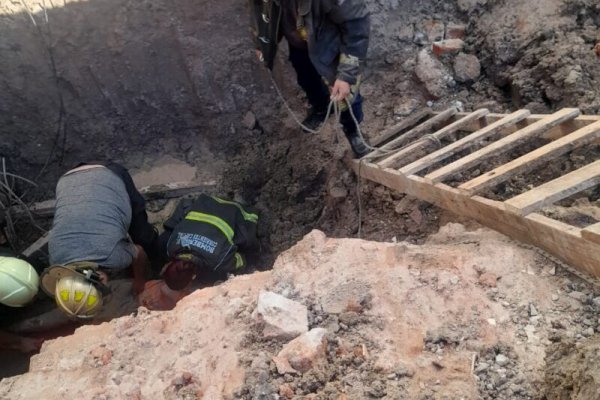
{"left": 2, "top": 0, "right": 599, "bottom": 260}
{"left": 1, "top": 0, "right": 600, "bottom": 395}
{"left": 2, "top": 227, "right": 600, "bottom": 399}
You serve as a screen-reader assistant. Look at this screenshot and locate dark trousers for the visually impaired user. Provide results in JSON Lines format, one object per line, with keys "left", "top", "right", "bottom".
{"left": 288, "top": 44, "right": 364, "bottom": 134}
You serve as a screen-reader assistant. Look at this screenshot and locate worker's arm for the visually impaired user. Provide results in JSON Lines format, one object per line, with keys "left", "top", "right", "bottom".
{"left": 0, "top": 330, "right": 43, "bottom": 353}
{"left": 326, "top": 0, "right": 370, "bottom": 86}
{"left": 233, "top": 205, "right": 260, "bottom": 252}
{"left": 163, "top": 198, "right": 193, "bottom": 232}
{"left": 131, "top": 245, "right": 150, "bottom": 295}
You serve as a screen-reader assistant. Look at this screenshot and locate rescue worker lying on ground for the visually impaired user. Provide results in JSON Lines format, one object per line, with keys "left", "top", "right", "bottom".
{"left": 249, "top": 0, "right": 371, "bottom": 157}
{"left": 138, "top": 194, "right": 259, "bottom": 310}
{"left": 41, "top": 162, "right": 157, "bottom": 319}
{"left": 0, "top": 256, "right": 44, "bottom": 353}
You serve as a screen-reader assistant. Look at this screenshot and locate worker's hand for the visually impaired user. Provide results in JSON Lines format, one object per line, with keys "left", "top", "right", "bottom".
{"left": 255, "top": 49, "right": 264, "bottom": 63}
{"left": 97, "top": 271, "right": 108, "bottom": 285}
{"left": 330, "top": 79, "right": 351, "bottom": 102}
{"left": 19, "top": 337, "right": 43, "bottom": 353}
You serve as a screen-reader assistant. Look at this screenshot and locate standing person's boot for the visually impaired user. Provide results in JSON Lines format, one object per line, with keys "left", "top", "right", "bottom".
{"left": 343, "top": 127, "right": 371, "bottom": 158}
{"left": 302, "top": 106, "right": 328, "bottom": 132}
{"left": 339, "top": 93, "right": 369, "bottom": 157}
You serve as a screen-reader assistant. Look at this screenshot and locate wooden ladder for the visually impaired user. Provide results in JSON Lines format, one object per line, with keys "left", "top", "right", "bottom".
{"left": 350, "top": 107, "right": 600, "bottom": 280}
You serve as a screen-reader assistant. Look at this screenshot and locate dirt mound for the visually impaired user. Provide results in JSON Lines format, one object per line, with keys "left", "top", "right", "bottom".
{"left": 544, "top": 337, "right": 600, "bottom": 400}
{"left": 1, "top": 224, "right": 599, "bottom": 399}
{"left": 469, "top": 0, "right": 600, "bottom": 113}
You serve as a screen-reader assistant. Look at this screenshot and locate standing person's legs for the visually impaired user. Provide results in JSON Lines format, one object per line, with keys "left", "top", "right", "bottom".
{"left": 339, "top": 92, "right": 364, "bottom": 132}
{"left": 339, "top": 93, "right": 370, "bottom": 158}
{"left": 288, "top": 44, "right": 331, "bottom": 130}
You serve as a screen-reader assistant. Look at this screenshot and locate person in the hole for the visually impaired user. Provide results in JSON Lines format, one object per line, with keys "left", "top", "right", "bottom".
{"left": 42, "top": 162, "right": 157, "bottom": 319}
{"left": 0, "top": 255, "right": 43, "bottom": 353}
{"left": 248, "top": 0, "right": 371, "bottom": 158}
{"left": 138, "top": 194, "right": 259, "bottom": 310}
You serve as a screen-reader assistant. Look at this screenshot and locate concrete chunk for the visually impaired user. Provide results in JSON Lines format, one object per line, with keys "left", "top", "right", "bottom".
{"left": 416, "top": 49, "right": 452, "bottom": 99}
{"left": 454, "top": 53, "right": 481, "bottom": 83}
{"left": 255, "top": 291, "right": 308, "bottom": 340}
{"left": 274, "top": 328, "right": 328, "bottom": 374}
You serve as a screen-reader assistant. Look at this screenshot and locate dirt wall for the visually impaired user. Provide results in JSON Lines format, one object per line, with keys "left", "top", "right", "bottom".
{"left": 0, "top": 0, "right": 270, "bottom": 191}
{"left": 0, "top": 0, "right": 466, "bottom": 254}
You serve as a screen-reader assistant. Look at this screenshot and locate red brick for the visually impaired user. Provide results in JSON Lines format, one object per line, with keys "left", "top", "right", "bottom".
{"left": 432, "top": 39, "right": 465, "bottom": 56}
{"left": 276, "top": 328, "right": 328, "bottom": 373}
{"left": 446, "top": 23, "right": 467, "bottom": 40}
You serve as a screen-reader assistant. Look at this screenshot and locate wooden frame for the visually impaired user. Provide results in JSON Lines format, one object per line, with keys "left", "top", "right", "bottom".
{"left": 350, "top": 108, "right": 600, "bottom": 280}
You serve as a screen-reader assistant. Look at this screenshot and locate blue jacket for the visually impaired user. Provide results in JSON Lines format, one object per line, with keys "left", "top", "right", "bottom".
{"left": 250, "top": 0, "right": 370, "bottom": 85}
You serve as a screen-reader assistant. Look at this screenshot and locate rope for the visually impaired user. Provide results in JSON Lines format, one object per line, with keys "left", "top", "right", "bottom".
{"left": 267, "top": 71, "right": 444, "bottom": 238}
{"left": 269, "top": 73, "right": 336, "bottom": 134}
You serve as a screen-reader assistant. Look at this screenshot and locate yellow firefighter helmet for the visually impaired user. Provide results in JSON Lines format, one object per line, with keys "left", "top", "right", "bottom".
{"left": 41, "top": 263, "right": 106, "bottom": 319}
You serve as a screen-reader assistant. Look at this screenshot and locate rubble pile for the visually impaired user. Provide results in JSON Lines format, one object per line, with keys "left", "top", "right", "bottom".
{"left": 1, "top": 225, "right": 599, "bottom": 399}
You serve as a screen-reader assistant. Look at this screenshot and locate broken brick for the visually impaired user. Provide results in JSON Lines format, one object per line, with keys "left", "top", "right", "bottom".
{"left": 446, "top": 23, "right": 467, "bottom": 40}
{"left": 432, "top": 39, "right": 465, "bottom": 56}
{"left": 276, "top": 328, "right": 328, "bottom": 373}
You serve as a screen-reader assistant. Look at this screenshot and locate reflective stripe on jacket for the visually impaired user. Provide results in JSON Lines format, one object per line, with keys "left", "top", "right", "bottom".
{"left": 164, "top": 195, "right": 259, "bottom": 274}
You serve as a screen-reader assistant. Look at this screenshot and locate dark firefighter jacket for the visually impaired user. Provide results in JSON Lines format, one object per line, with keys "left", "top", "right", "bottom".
{"left": 249, "top": 0, "right": 370, "bottom": 85}
{"left": 162, "top": 195, "right": 259, "bottom": 275}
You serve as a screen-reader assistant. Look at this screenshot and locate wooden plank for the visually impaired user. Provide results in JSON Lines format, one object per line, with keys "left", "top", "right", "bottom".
{"left": 447, "top": 112, "right": 600, "bottom": 137}
{"left": 21, "top": 232, "right": 49, "bottom": 258}
{"left": 377, "top": 109, "right": 490, "bottom": 169}
{"left": 25, "top": 199, "right": 55, "bottom": 218}
{"left": 459, "top": 119, "right": 600, "bottom": 194}
{"left": 505, "top": 160, "right": 600, "bottom": 215}
{"left": 12, "top": 180, "right": 217, "bottom": 218}
{"left": 350, "top": 159, "right": 600, "bottom": 279}
{"left": 400, "top": 110, "right": 531, "bottom": 176}
{"left": 425, "top": 108, "right": 581, "bottom": 183}
{"left": 370, "top": 109, "right": 432, "bottom": 147}
{"left": 582, "top": 223, "right": 600, "bottom": 245}
{"left": 365, "top": 107, "right": 458, "bottom": 161}
{"left": 138, "top": 181, "right": 217, "bottom": 200}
